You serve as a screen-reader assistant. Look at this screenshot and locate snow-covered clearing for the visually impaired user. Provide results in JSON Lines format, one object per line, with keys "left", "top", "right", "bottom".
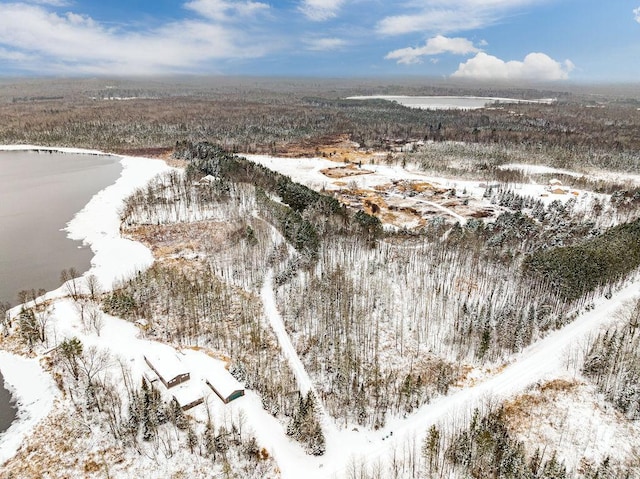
{"left": 501, "top": 162, "right": 640, "bottom": 186}
{"left": 245, "top": 154, "right": 603, "bottom": 230}
{"left": 505, "top": 380, "right": 640, "bottom": 473}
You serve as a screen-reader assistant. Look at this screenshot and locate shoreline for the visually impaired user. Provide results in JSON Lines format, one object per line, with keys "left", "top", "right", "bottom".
{"left": 0, "top": 145, "right": 172, "bottom": 465}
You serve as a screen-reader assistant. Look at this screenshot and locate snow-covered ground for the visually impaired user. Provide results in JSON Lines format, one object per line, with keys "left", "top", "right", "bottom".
{"left": 1, "top": 145, "right": 638, "bottom": 477}
{"left": 244, "top": 154, "right": 604, "bottom": 229}
{"left": 244, "top": 154, "right": 596, "bottom": 205}
{"left": 501, "top": 162, "right": 640, "bottom": 186}
{"left": 0, "top": 351, "right": 58, "bottom": 465}
{"left": 505, "top": 380, "right": 640, "bottom": 473}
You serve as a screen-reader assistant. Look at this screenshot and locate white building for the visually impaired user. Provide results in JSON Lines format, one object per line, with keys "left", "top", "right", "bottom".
{"left": 144, "top": 352, "right": 190, "bottom": 389}
{"left": 205, "top": 365, "right": 245, "bottom": 404}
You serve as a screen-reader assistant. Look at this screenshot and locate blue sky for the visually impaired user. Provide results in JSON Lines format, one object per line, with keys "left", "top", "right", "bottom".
{"left": 0, "top": 0, "right": 638, "bottom": 82}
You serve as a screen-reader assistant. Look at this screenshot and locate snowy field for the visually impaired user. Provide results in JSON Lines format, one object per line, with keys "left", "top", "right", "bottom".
{"left": 1, "top": 145, "right": 639, "bottom": 478}
{"left": 501, "top": 162, "right": 640, "bottom": 187}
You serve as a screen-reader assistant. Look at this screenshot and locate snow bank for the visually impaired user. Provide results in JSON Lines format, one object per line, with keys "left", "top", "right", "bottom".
{"left": 0, "top": 351, "right": 58, "bottom": 465}
{"left": 64, "top": 155, "right": 173, "bottom": 289}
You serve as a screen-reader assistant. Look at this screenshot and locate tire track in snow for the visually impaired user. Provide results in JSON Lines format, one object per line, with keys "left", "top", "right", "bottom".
{"left": 414, "top": 198, "right": 467, "bottom": 225}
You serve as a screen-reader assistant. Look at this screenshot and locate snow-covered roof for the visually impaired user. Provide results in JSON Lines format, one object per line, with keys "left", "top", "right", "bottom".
{"left": 143, "top": 369, "right": 159, "bottom": 384}
{"left": 144, "top": 351, "right": 189, "bottom": 384}
{"left": 172, "top": 382, "right": 204, "bottom": 410}
{"left": 200, "top": 175, "right": 218, "bottom": 183}
{"left": 205, "top": 364, "right": 244, "bottom": 400}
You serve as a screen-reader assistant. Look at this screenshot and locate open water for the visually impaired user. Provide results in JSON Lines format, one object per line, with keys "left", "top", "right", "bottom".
{"left": 0, "top": 149, "right": 121, "bottom": 433}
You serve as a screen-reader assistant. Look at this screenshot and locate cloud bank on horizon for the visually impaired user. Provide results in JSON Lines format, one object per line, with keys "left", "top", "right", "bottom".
{"left": 0, "top": 0, "right": 637, "bottom": 81}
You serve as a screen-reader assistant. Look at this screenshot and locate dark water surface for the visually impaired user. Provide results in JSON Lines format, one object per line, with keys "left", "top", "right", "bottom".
{"left": 0, "top": 372, "right": 16, "bottom": 433}
{"left": 0, "top": 149, "right": 122, "bottom": 433}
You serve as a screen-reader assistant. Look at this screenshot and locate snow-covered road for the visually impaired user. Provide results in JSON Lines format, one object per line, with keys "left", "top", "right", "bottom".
{"left": 260, "top": 271, "right": 339, "bottom": 445}
{"left": 261, "top": 272, "right": 314, "bottom": 398}
{"left": 414, "top": 198, "right": 468, "bottom": 225}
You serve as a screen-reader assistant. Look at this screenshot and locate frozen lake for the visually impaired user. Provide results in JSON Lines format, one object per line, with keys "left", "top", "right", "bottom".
{"left": 346, "top": 95, "right": 555, "bottom": 110}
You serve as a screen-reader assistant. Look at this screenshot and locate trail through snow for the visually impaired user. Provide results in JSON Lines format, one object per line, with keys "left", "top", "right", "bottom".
{"left": 415, "top": 198, "right": 467, "bottom": 225}
{"left": 260, "top": 272, "right": 338, "bottom": 441}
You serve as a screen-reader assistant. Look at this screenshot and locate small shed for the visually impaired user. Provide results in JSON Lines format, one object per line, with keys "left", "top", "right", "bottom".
{"left": 144, "top": 353, "right": 190, "bottom": 389}
{"left": 143, "top": 369, "right": 159, "bottom": 386}
{"left": 172, "top": 383, "right": 204, "bottom": 411}
{"left": 205, "top": 366, "right": 245, "bottom": 404}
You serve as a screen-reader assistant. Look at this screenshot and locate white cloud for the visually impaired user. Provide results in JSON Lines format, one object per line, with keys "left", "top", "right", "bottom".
{"left": 385, "top": 35, "right": 480, "bottom": 64}
{"left": 26, "top": 0, "right": 70, "bottom": 5}
{"left": 305, "top": 37, "right": 347, "bottom": 51}
{"left": 378, "top": 9, "right": 487, "bottom": 35}
{"left": 299, "top": 0, "right": 344, "bottom": 21}
{"left": 452, "top": 51, "right": 574, "bottom": 81}
{"left": 0, "top": 46, "right": 33, "bottom": 62}
{"left": 634, "top": 7, "right": 640, "bottom": 23}
{"left": 377, "top": 0, "right": 547, "bottom": 35}
{"left": 184, "top": 0, "right": 269, "bottom": 21}
{"left": 0, "top": 3, "right": 272, "bottom": 75}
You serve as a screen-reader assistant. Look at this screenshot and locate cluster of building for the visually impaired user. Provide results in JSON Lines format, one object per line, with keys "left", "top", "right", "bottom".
{"left": 143, "top": 351, "right": 244, "bottom": 411}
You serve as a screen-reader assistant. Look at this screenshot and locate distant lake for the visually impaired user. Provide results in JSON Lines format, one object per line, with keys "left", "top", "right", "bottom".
{"left": 346, "top": 95, "right": 556, "bottom": 110}
{"left": 0, "top": 149, "right": 121, "bottom": 433}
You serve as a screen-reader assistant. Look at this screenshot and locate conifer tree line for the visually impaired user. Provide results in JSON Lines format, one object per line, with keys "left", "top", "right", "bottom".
{"left": 582, "top": 299, "right": 640, "bottom": 419}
